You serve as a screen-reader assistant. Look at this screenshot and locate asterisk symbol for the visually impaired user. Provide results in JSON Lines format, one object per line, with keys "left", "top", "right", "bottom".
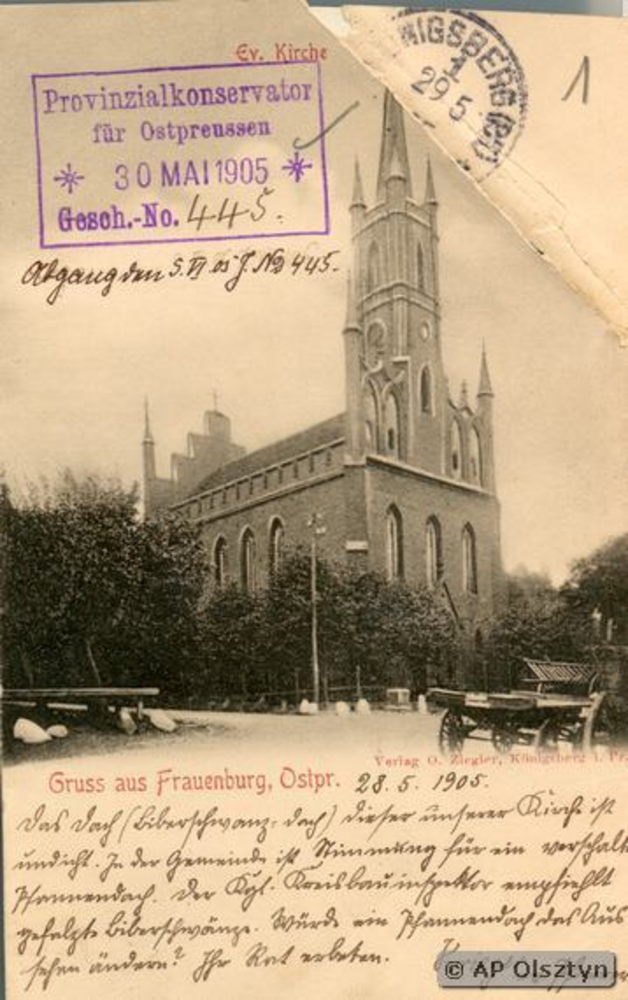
{"left": 282, "top": 150, "right": 313, "bottom": 183}
{"left": 53, "top": 163, "right": 85, "bottom": 194}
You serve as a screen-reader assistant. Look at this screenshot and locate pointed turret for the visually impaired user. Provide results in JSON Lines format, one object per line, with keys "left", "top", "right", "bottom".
{"left": 476, "top": 344, "right": 496, "bottom": 493}
{"left": 477, "top": 343, "right": 494, "bottom": 398}
{"left": 350, "top": 158, "right": 366, "bottom": 237}
{"left": 424, "top": 156, "right": 438, "bottom": 240}
{"left": 376, "top": 90, "right": 413, "bottom": 201}
{"left": 350, "top": 158, "right": 366, "bottom": 210}
{"left": 142, "top": 398, "right": 157, "bottom": 506}
{"left": 143, "top": 397, "right": 154, "bottom": 443}
{"left": 424, "top": 157, "right": 437, "bottom": 206}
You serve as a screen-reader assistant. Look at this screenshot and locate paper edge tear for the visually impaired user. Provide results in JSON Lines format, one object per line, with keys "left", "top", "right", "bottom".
{"left": 331, "top": 4, "right": 628, "bottom": 351}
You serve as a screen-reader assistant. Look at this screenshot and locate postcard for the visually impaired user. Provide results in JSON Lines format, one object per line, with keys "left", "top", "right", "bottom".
{"left": 1, "top": 0, "right": 627, "bottom": 997}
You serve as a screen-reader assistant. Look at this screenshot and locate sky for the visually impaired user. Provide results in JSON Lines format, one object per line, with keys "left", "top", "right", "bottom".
{"left": 0, "top": 2, "right": 626, "bottom": 585}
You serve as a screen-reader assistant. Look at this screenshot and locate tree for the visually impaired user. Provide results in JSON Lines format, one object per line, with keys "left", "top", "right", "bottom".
{"left": 261, "top": 548, "right": 347, "bottom": 702}
{"left": 194, "top": 551, "right": 461, "bottom": 705}
{"left": 199, "top": 584, "right": 266, "bottom": 702}
{"left": 6, "top": 472, "right": 136, "bottom": 685}
{"left": 119, "top": 511, "right": 206, "bottom": 697}
{"left": 484, "top": 535, "right": 628, "bottom": 691}
{"left": 561, "top": 533, "right": 628, "bottom": 641}
{"left": 5, "top": 471, "right": 206, "bottom": 694}
{"left": 484, "top": 590, "right": 589, "bottom": 690}
{"left": 506, "top": 565, "right": 554, "bottom": 604}
{"left": 336, "top": 572, "right": 459, "bottom": 696}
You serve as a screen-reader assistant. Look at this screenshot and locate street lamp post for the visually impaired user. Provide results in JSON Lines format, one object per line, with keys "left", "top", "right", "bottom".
{"left": 307, "top": 512, "right": 326, "bottom": 708}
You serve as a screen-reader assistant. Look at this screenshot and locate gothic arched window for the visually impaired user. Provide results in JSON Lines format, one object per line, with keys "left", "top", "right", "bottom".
{"left": 426, "top": 517, "right": 443, "bottom": 587}
{"left": 269, "top": 518, "right": 285, "bottom": 576}
{"left": 364, "top": 383, "right": 378, "bottom": 451}
{"left": 420, "top": 365, "right": 433, "bottom": 414}
{"left": 384, "top": 392, "right": 401, "bottom": 459}
{"left": 451, "top": 420, "right": 463, "bottom": 479}
{"left": 417, "top": 242, "right": 425, "bottom": 293}
{"left": 367, "top": 243, "right": 381, "bottom": 292}
{"left": 367, "top": 322, "right": 386, "bottom": 365}
{"left": 240, "top": 528, "right": 257, "bottom": 592}
{"left": 462, "top": 524, "right": 478, "bottom": 594}
{"left": 213, "top": 536, "right": 228, "bottom": 588}
{"left": 385, "top": 506, "right": 404, "bottom": 581}
{"left": 470, "top": 426, "right": 483, "bottom": 484}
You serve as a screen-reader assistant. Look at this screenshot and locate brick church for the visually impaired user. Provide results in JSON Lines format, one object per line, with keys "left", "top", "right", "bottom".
{"left": 143, "top": 91, "right": 504, "bottom": 642}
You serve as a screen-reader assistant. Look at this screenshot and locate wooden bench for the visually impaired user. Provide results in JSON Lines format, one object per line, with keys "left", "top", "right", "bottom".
{"left": 2, "top": 687, "right": 160, "bottom": 723}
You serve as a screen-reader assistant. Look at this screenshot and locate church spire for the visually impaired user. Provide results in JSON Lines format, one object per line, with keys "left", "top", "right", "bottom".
{"left": 142, "top": 397, "right": 157, "bottom": 492}
{"left": 477, "top": 342, "right": 494, "bottom": 398}
{"left": 376, "top": 90, "right": 413, "bottom": 201}
{"left": 350, "top": 158, "right": 366, "bottom": 235}
{"left": 476, "top": 343, "right": 496, "bottom": 492}
{"left": 424, "top": 156, "right": 437, "bottom": 205}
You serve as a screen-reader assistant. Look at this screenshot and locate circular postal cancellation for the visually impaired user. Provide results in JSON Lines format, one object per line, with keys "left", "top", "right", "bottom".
{"left": 390, "top": 8, "right": 528, "bottom": 178}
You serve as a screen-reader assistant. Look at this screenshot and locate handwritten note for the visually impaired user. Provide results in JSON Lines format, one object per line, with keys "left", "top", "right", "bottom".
{"left": 5, "top": 753, "right": 628, "bottom": 998}
{"left": 20, "top": 245, "right": 341, "bottom": 305}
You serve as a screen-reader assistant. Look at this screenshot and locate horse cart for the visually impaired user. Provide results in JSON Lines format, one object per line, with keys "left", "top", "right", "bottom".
{"left": 428, "top": 659, "right": 617, "bottom": 753}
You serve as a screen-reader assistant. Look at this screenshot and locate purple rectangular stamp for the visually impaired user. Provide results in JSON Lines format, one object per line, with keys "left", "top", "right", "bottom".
{"left": 32, "top": 60, "right": 330, "bottom": 249}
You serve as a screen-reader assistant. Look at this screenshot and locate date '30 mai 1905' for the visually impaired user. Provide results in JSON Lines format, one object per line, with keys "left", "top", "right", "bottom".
{"left": 57, "top": 155, "right": 282, "bottom": 235}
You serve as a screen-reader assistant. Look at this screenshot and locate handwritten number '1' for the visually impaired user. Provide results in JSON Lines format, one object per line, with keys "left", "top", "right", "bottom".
{"left": 562, "top": 56, "right": 590, "bottom": 104}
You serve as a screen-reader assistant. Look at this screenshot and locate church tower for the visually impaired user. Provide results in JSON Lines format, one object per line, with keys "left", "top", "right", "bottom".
{"left": 345, "top": 90, "right": 447, "bottom": 475}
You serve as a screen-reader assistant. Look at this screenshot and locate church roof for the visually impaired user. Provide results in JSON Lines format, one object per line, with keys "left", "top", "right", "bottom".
{"left": 189, "top": 412, "right": 346, "bottom": 497}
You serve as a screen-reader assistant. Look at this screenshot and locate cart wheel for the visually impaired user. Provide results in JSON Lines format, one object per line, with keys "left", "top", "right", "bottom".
{"left": 439, "top": 710, "right": 466, "bottom": 753}
{"left": 581, "top": 692, "right": 623, "bottom": 750}
{"left": 534, "top": 718, "right": 561, "bottom": 750}
{"left": 491, "top": 724, "right": 517, "bottom": 753}
{"left": 534, "top": 718, "right": 581, "bottom": 751}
